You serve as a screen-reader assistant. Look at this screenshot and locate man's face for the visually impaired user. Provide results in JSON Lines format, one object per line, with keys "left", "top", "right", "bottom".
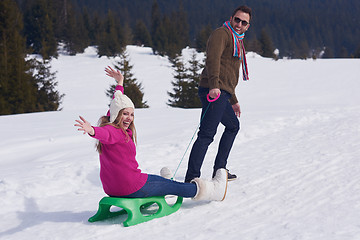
{"left": 230, "top": 11, "right": 250, "bottom": 35}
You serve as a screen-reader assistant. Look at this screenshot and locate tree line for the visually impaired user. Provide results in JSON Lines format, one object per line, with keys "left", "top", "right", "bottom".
{"left": 0, "top": 0, "right": 63, "bottom": 115}
{"left": 2, "top": 0, "right": 360, "bottom": 115}
{"left": 14, "top": 0, "right": 360, "bottom": 60}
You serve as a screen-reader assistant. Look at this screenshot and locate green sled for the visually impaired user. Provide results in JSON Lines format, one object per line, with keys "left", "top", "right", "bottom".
{"left": 88, "top": 195, "right": 183, "bottom": 227}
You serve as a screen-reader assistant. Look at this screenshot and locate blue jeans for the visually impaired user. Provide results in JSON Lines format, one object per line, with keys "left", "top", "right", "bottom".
{"left": 185, "top": 87, "right": 240, "bottom": 182}
{"left": 120, "top": 175, "right": 197, "bottom": 198}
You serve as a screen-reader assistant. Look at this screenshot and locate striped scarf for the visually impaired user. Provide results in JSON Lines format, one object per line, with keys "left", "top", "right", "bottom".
{"left": 223, "top": 21, "right": 249, "bottom": 81}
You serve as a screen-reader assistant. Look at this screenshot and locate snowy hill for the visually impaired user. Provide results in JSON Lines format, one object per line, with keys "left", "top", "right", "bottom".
{"left": 1, "top": 46, "right": 360, "bottom": 240}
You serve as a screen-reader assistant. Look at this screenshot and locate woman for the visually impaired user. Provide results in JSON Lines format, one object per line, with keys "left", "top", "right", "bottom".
{"left": 74, "top": 66, "right": 228, "bottom": 201}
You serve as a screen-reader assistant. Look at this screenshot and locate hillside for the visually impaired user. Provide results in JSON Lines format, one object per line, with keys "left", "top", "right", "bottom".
{"left": 0, "top": 46, "right": 360, "bottom": 239}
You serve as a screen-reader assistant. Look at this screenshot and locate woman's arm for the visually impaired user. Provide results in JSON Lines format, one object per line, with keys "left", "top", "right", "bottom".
{"left": 105, "top": 66, "right": 125, "bottom": 116}
{"left": 74, "top": 116, "right": 126, "bottom": 143}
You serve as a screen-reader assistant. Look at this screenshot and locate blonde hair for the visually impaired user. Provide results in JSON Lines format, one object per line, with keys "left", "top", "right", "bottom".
{"left": 96, "top": 109, "right": 137, "bottom": 154}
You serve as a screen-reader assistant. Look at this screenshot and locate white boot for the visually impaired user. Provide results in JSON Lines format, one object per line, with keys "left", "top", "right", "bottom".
{"left": 160, "top": 167, "right": 173, "bottom": 180}
{"left": 191, "top": 168, "right": 228, "bottom": 201}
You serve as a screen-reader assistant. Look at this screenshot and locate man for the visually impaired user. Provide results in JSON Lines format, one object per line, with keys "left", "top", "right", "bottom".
{"left": 185, "top": 6, "right": 251, "bottom": 183}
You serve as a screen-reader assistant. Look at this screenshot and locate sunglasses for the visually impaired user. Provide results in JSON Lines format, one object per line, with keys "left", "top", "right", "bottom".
{"left": 233, "top": 17, "right": 249, "bottom": 26}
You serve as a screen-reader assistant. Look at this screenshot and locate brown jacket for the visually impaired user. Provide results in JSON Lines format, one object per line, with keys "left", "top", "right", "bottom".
{"left": 199, "top": 26, "right": 241, "bottom": 105}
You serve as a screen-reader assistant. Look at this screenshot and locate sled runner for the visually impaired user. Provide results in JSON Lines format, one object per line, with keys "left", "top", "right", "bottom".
{"left": 88, "top": 195, "right": 183, "bottom": 227}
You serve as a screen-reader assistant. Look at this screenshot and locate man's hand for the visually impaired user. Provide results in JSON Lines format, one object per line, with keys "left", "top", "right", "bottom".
{"left": 209, "top": 88, "right": 221, "bottom": 99}
{"left": 232, "top": 103, "right": 241, "bottom": 117}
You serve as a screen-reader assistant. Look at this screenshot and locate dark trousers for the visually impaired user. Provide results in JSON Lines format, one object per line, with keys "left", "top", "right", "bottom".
{"left": 185, "top": 87, "right": 240, "bottom": 182}
{"left": 120, "top": 175, "right": 197, "bottom": 198}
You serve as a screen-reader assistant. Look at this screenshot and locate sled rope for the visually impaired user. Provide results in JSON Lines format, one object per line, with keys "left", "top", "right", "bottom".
{"left": 171, "top": 93, "right": 220, "bottom": 179}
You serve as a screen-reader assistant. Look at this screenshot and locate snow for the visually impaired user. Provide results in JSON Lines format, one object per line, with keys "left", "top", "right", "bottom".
{"left": 1, "top": 45, "right": 360, "bottom": 240}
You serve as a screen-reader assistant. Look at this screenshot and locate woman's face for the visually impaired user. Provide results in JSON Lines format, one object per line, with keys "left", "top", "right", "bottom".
{"left": 120, "top": 107, "right": 134, "bottom": 129}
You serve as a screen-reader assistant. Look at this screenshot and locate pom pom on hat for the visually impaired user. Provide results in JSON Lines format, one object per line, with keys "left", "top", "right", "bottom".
{"left": 109, "top": 90, "right": 135, "bottom": 122}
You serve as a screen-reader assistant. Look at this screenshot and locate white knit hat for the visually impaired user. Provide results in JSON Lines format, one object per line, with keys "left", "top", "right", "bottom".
{"left": 109, "top": 90, "right": 135, "bottom": 122}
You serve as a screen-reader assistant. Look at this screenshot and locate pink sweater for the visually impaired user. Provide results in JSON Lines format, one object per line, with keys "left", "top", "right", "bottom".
{"left": 92, "top": 125, "right": 148, "bottom": 196}
{"left": 92, "top": 84, "right": 148, "bottom": 196}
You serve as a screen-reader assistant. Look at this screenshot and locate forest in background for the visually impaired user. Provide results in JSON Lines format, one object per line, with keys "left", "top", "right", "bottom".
{"left": 69, "top": 0, "right": 360, "bottom": 58}
{"left": 1, "top": 0, "right": 360, "bottom": 115}
{"left": 13, "top": 0, "right": 360, "bottom": 59}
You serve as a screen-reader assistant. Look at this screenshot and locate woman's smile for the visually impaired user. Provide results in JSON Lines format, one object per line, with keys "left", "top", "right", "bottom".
{"left": 121, "top": 107, "right": 134, "bottom": 129}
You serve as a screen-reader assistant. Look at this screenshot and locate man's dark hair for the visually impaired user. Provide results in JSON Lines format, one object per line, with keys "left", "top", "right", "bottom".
{"left": 232, "top": 5, "right": 252, "bottom": 20}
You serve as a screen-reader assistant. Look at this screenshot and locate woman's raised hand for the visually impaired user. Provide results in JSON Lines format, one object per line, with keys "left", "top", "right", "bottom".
{"left": 105, "top": 66, "right": 124, "bottom": 86}
{"left": 74, "top": 116, "right": 95, "bottom": 136}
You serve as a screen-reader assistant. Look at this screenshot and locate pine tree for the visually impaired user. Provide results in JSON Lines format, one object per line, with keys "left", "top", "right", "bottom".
{"left": 323, "top": 47, "right": 334, "bottom": 58}
{"left": 63, "top": 3, "right": 89, "bottom": 55}
{"left": 299, "top": 40, "right": 310, "bottom": 60}
{"left": 339, "top": 47, "right": 348, "bottom": 58}
{"left": 133, "top": 20, "right": 152, "bottom": 47}
{"left": 0, "top": 0, "right": 37, "bottom": 115}
{"left": 353, "top": 44, "right": 360, "bottom": 58}
{"left": 23, "top": 0, "right": 57, "bottom": 59}
{"left": 150, "top": 0, "right": 189, "bottom": 58}
{"left": 287, "top": 40, "right": 298, "bottom": 59}
{"left": 151, "top": 13, "right": 169, "bottom": 56}
{"left": 167, "top": 55, "right": 188, "bottom": 108}
{"left": 167, "top": 3, "right": 190, "bottom": 58}
{"left": 91, "top": 12, "right": 102, "bottom": 46}
{"left": 245, "top": 37, "right": 262, "bottom": 55}
{"left": 106, "top": 51, "right": 148, "bottom": 108}
{"left": 259, "top": 28, "right": 276, "bottom": 59}
{"left": 97, "top": 10, "right": 124, "bottom": 57}
{"left": 82, "top": 7, "right": 94, "bottom": 46}
{"left": 28, "top": 58, "right": 64, "bottom": 111}
{"left": 185, "top": 51, "right": 202, "bottom": 108}
{"left": 168, "top": 51, "right": 203, "bottom": 108}
{"left": 195, "top": 25, "right": 212, "bottom": 53}
{"left": 1, "top": 0, "right": 64, "bottom": 115}
{"left": 150, "top": 0, "right": 162, "bottom": 54}
{"left": 122, "top": 23, "right": 133, "bottom": 47}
